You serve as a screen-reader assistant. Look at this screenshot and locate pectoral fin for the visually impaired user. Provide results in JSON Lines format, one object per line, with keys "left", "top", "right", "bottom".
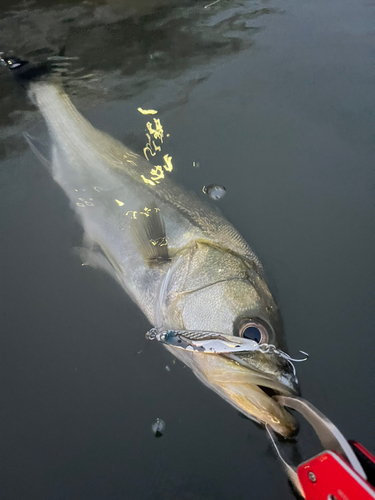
{"left": 130, "top": 205, "right": 170, "bottom": 265}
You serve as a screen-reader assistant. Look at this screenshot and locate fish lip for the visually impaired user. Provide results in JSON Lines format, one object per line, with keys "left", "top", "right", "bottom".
{"left": 224, "top": 352, "right": 300, "bottom": 396}
{"left": 241, "top": 381, "right": 299, "bottom": 436}
{"left": 164, "top": 344, "right": 299, "bottom": 436}
{"left": 218, "top": 375, "right": 298, "bottom": 437}
{"left": 220, "top": 354, "right": 300, "bottom": 436}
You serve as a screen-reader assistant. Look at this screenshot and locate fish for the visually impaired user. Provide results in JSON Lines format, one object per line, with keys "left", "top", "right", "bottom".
{"left": 5, "top": 57, "right": 299, "bottom": 437}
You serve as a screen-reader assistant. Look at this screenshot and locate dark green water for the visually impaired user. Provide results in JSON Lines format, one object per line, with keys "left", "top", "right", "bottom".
{"left": 1, "top": 0, "right": 374, "bottom": 498}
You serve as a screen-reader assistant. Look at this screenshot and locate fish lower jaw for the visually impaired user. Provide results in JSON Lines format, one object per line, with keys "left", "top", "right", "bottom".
{"left": 165, "top": 347, "right": 297, "bottom": 437}
{"left": 217, "top": 382, "right": 297, "bottom": 438}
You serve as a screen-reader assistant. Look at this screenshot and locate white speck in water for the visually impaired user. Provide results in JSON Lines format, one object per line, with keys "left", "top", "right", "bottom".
{"left": 192, "top": 161, "right": 200, "bottom": 168}
{"left": 202, "top": 184, "right": 226, "bottom": 200}
{"left": 152, "top": 418, "right": 165, "bottom": 437}
{"left": 165, "top": 365, "right": 170, "bottom": 372}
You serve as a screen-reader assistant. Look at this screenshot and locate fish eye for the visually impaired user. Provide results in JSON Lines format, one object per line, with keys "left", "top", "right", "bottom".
{"left": 238, "top": 319, "right": 269, "bottom": 344}
{"left": 242, "top": 326, "right": 261, "bottom": 342}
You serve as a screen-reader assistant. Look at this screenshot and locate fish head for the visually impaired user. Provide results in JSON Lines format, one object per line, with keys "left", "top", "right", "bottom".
{"left": 158, "top": 243, "right": 299, "bottom": 437}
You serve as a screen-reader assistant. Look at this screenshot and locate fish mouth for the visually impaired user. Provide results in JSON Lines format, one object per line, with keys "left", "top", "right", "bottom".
{"left": 208, "top": 361, "right": 298, "bottom": 437}
{"left": 170, "top": 348, "right": 299, "bottom": 437}
{"left": 209, "top": 362, "right": 298, "bottom": 437}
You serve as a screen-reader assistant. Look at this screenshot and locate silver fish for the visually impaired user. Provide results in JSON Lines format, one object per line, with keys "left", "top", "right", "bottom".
{"left": 26, "top": 81, "right": 298, "bottom": 437}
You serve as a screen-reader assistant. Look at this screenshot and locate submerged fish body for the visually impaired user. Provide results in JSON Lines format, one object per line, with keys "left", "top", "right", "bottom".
{"left": 27, "top": 82, "right": 298, "bottom": 436}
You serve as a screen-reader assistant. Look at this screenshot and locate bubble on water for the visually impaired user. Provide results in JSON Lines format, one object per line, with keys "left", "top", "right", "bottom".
{"left": 202, "top": 183, "right": 226, "bottom": 200}
{"left": 152, "top": 418, "right": 165, "bottom": 438}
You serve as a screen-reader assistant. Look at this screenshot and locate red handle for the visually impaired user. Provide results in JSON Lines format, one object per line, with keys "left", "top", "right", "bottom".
{"left": 298, "top": 451, "right": 375, "bottom": 500}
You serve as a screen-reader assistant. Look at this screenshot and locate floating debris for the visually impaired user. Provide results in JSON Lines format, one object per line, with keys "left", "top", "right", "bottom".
{"left": 165, "top": 365, "right": 170, "bottom": 372}
{"left": 152, "top": 418, "right": 165, "bottom": 437}
{"left": 202, "top": 184, "right": 226, "bottom": 200}
{"left": 192, "top": 161, "right": 200, "bottom": 168}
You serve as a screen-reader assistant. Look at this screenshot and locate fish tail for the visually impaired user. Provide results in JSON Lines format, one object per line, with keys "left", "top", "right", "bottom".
{"left": 27, "top": 80, "right": 98, "bottom": 145}
{"left": 0, "top": 51, "right": 76, "bottom": 89}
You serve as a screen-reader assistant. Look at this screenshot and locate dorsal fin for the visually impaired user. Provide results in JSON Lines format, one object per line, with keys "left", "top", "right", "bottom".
{"left": 130, "top": 205, "right": 170, "bottom": 266}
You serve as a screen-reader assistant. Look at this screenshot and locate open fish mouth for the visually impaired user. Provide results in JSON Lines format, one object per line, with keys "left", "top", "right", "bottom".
{"left": 194, "top": 352, "right": 299, "bottom": 438}
{"left": 147, "top": 328, "right": 305, "bottom": 437}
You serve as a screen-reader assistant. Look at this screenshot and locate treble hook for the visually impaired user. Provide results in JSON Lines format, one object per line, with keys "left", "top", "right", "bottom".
{"left": 258, "top": 343, "right": 309, "bottom": 362}
{"left": 281, "top": 350, "right": 309, "bottom": 363}
{"left": 258, "top": 344, "right": 309, "bottom": 376}
{"left": 276, "top": 350, "right": 309, "bottom": 377}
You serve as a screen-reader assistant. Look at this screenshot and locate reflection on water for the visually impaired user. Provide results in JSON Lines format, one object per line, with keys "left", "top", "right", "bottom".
{"left": 0, "top": 0, "right": 276, "bottom": 160}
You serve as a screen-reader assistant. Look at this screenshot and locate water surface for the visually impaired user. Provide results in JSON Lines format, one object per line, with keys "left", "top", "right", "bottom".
{"left": 1, "top": 0, "right": 374, "bottom": 499}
